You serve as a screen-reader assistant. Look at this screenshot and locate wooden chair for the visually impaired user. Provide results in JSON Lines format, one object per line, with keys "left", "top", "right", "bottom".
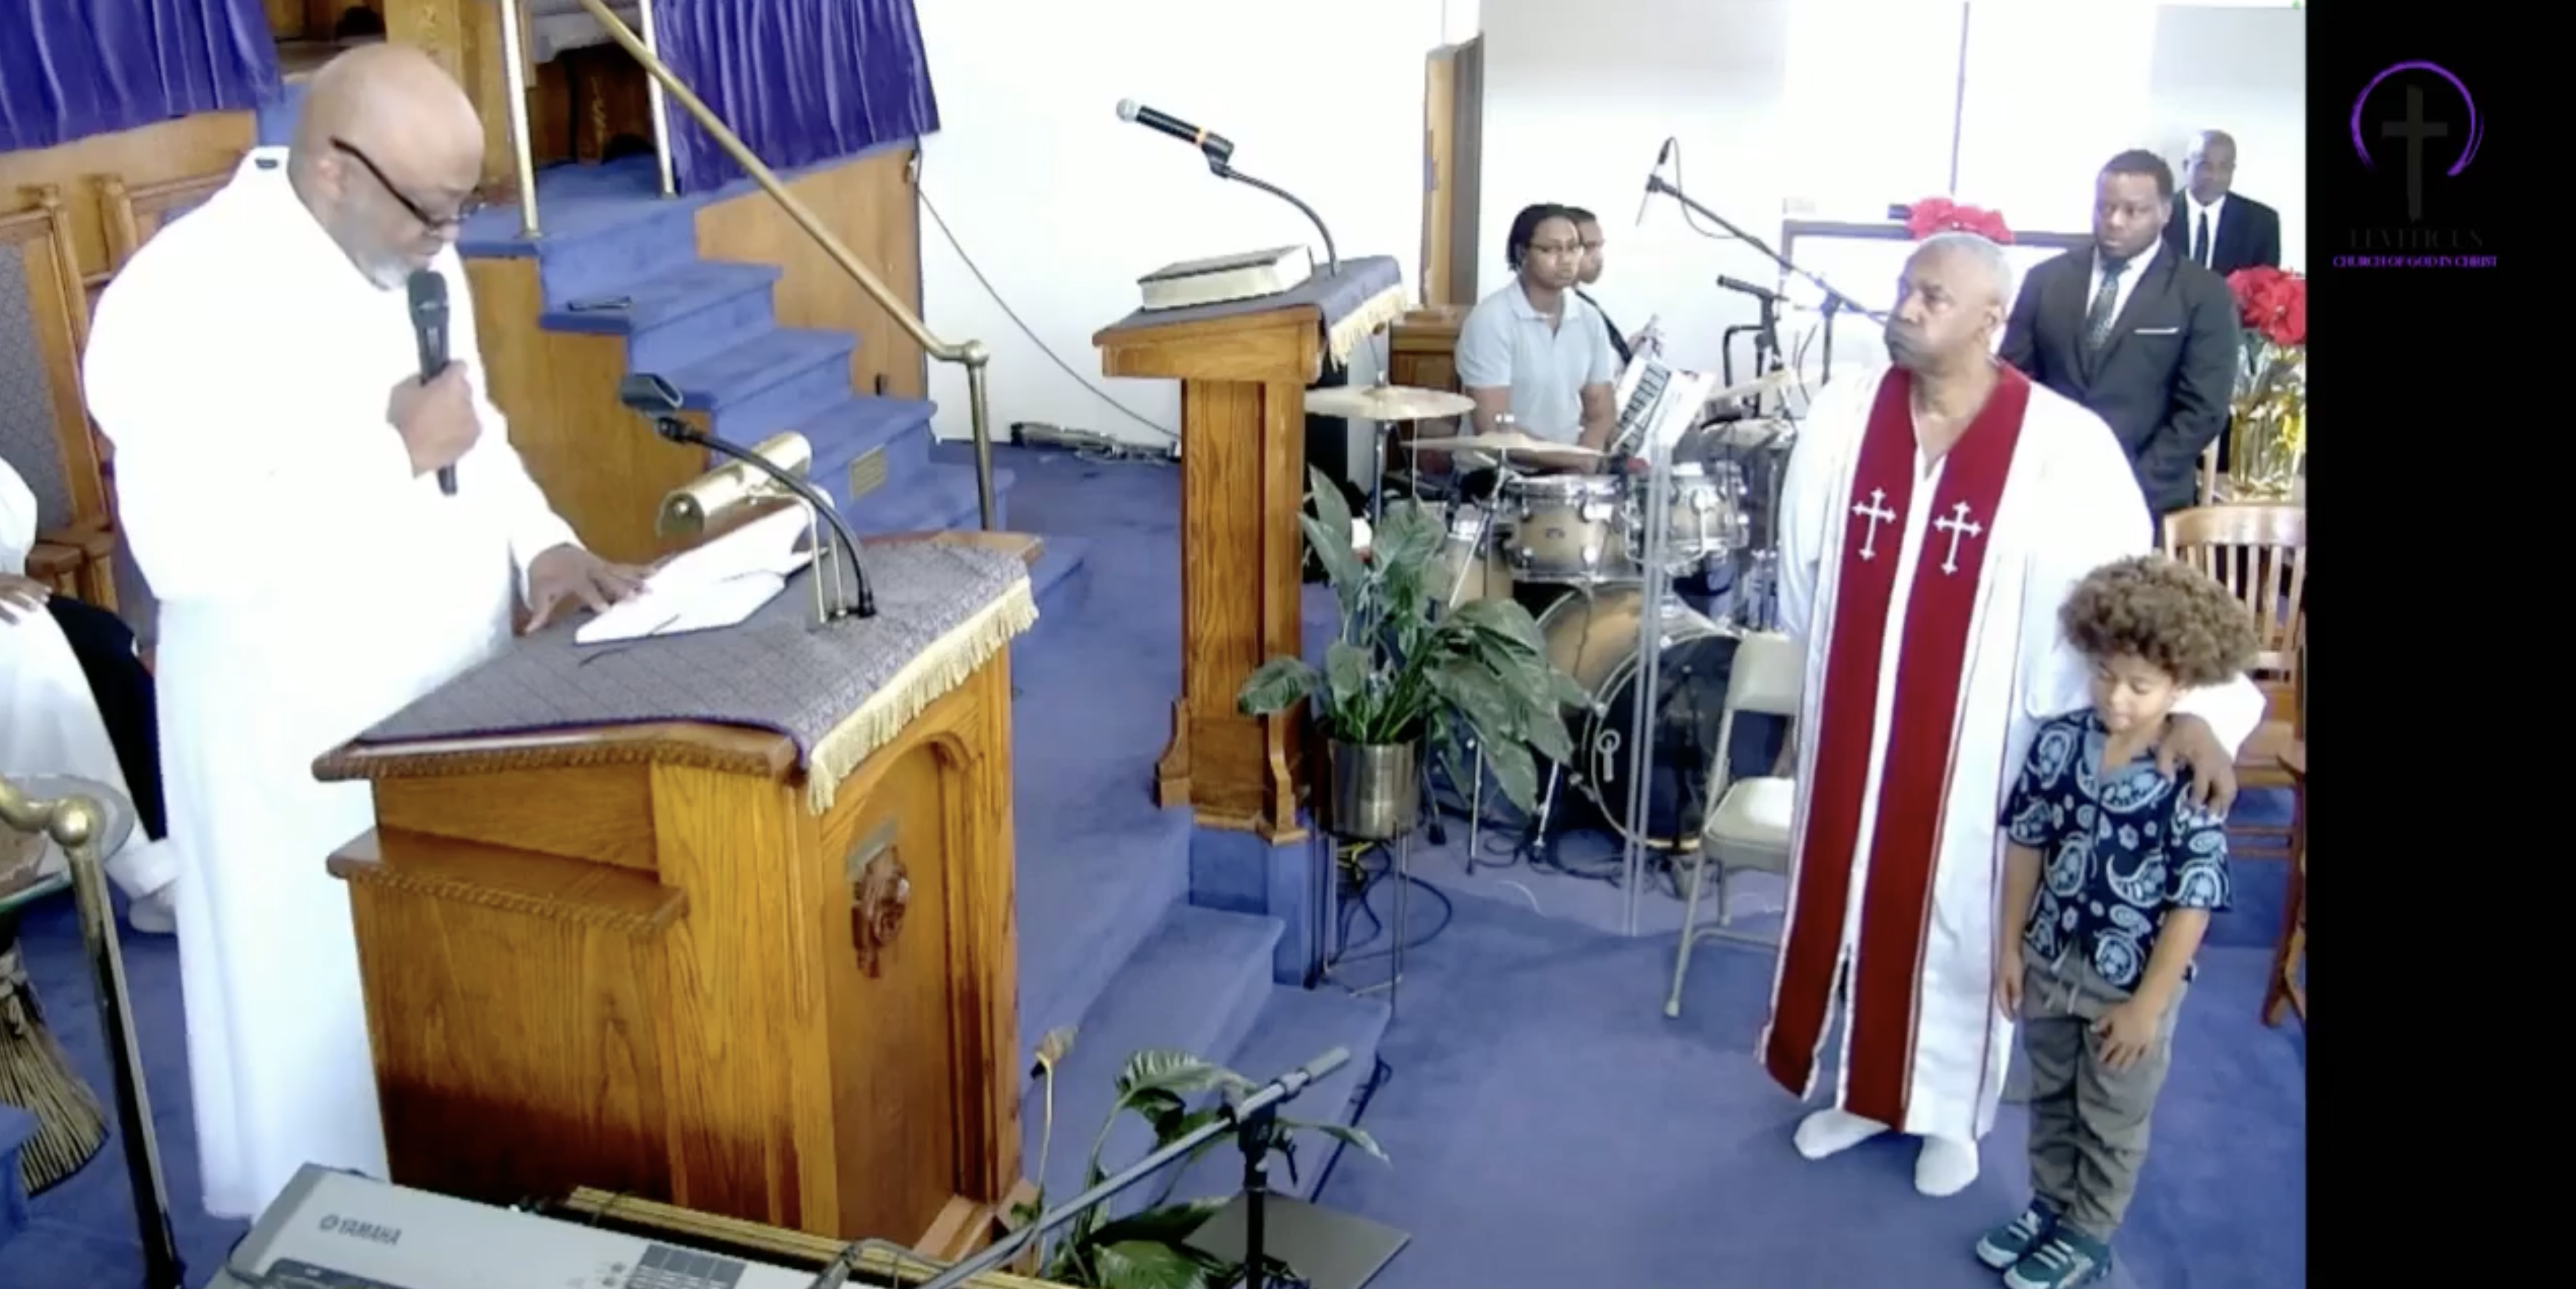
{"left": 2197, "top": 439, "right": 2222, "bottom": 505}
{"left": 2265, "top": 740, "right": 2306, "bottom": 1026}
{"left": 1, "top": 186, "right": 115, "bottom": 611}
{"left": 99, "top": 168, "right": 236, "bottom": 272}
{"left": 2161, "top": 504, "right": 2305, "bottom": 858}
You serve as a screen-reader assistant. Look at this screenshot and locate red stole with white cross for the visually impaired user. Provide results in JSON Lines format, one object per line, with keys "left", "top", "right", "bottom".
{"left": 1763, "top": 365, "right": 2033, "bottom": 1125}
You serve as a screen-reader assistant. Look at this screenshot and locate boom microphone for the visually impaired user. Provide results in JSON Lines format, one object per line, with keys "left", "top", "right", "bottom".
{"left": 406, "top": 268, "right": 456, "bottom": 497}
{"left": 1115, "top": 100, "right": 1234, "bottom": 164}
{"left": 1636, "top": 137, "right": 1675, "bottom": 225}
{"left": 1716, "top": 274, "right": 1786, "bottom": 303}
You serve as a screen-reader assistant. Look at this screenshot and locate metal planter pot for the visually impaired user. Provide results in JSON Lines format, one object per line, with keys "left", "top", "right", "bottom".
{"left": 1320, "top": 739, "right": 1420, "bottom": 842}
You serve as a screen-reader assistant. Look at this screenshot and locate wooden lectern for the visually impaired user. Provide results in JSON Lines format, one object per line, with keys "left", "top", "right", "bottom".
{"left": 312, "top": 542, "right": 1029, "bottom": 1244}
{"left": 1094, "top": 307, "right": 1325, "bottom": 841}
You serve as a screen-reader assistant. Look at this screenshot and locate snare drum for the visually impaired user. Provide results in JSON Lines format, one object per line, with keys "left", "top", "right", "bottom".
{"left": 1498, "top": 474, "right": 1630, "bottom": 585}
{"left": 1624, "top": 461, "right": 1748, "bottom": 574}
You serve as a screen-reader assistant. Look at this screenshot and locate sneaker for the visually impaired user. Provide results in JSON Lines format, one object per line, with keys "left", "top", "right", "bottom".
{"left": 126, "top": 886, "right": 176, "bottom": 935}
{"left": 2004, "top": 1229, "right": 2113, "bottom": 1289}
{"left": 1974, "top": 1200, "right": 2057, "bottom": 1270}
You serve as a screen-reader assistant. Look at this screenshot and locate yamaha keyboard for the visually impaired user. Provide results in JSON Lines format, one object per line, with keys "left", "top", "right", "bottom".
{"left": 211, "top": 1164, "right": 815, "bottom": 1288}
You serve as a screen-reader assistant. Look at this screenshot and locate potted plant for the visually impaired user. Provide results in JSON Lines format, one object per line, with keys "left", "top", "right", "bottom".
{"left": 1237, "top": 468, "right": 1586, "bottom": 839}
{"left": 1015, "top": 1042, "right": 1385, "bottom": 1289}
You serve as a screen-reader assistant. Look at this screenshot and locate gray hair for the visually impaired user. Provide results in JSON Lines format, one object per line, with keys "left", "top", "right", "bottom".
{"left": 1912, "top": 231, "right": 2015, "bottom": 309}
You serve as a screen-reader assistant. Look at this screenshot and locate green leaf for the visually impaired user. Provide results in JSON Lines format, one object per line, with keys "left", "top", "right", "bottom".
{"left": 1279, "top": 1116, "right": 1389, "bottom": 1164}
{"left": 1304, "top": 465, "right": 1354, "bottom": 552}
{"left": 1446, "top": 595, "right": 1549, "bottom": 652}
{"left": 1114, "top": 1050, "right": 1250, "bottom": 1104}
{"left": 1300, "top": 511, "right": 1369, "bottom": 607}
{"left": 1084, "top": 1197, "right": 1230, "bottom": 1248}
{"left": 1093, "top": 1239, "right": 1221, "bottom": 1289}
{"left": 1481, "top": 736, "right": 1541, "bottom": 810}
{"left": 1323, "top": 641, "right": 1371, "bottom": 722}
{"left": 1236, "top": 656, "right": 1318, "bottom": 715}
{"left": 1370, "top": 499, "right": 1447, "bottom": 575}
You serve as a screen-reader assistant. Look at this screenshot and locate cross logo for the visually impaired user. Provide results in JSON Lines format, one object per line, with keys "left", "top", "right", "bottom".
{"left": 2351, "top": 62, "right": 2482, "bottom": 223}
{"left": 1931, "top": 501, "right": 1983, "bottom": 576}
{"left": 1850, "top": 488, "right": 1897, "bottom": 560}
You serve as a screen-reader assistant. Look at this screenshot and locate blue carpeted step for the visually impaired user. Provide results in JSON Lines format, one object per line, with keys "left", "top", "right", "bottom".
{"left": 536, "top": 260, "right": 784, "bottom": 375}
{"left": 841, "top": 460, "right": 1014, "bottom": 535}
{"left": 794, "top": 396, "right": 940, "bottom": 503}
{"left": 662, "top": 327, "right": 858, "bottom": 447}
{"left": 1024, "top": 536, "right": 1093, "bottom": 620}
{"left": 1021, "top": 906, "right": 1284, "bottom": 1206}
{"left": 1165, "top": 986, "right": 1393, "bottom": 1205}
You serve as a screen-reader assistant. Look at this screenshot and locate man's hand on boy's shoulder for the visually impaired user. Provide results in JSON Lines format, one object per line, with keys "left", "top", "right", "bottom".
{"left": 2152, "top": 716, "right": 2238, "bottom": 816}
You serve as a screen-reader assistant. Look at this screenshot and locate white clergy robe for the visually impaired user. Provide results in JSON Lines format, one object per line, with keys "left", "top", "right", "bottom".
{"left": 0, "top": 457, "right": 173, "bottom": 898}
{"left": 82, "top": 148, "right": 581, "bottom": 1221}
{"left": 1760, "top": 363, "right": 2262, "bottom": 1145}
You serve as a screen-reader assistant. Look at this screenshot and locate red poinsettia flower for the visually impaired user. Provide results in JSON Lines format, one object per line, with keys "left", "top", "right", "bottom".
{"left": 1904, "top": 196, "right": 2015, "bottom": 244}
{"left": 2224, "top": 267, "right": 2306, "bottom": 348}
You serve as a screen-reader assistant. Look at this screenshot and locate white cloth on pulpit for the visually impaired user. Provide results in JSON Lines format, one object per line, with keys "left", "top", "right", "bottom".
{"left": 1758, "top": 363, "right": 2264, "bottom": 1145}
{"left": 82, "top": 148, "right": 582, "bottom": 1222}
{"left": 0, "top": 454, "right": 172, "bottom": 900}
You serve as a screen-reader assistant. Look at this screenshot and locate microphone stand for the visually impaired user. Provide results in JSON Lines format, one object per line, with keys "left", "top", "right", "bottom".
{"left": 649, "top": 417, "right": 878, "bottom": 620}
{"left": 1210, "top": 158, "right": 1341, "bottom": 277}
{"left": 808, "top": 1049, "right": 1351, "bottom": 1289}
{"left": 1644, "top": 174, "right": 1882, "bottom": 385}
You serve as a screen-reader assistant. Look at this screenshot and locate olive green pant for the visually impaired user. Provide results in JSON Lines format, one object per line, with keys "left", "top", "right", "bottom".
{"left": 2021, "top": 952, "right": 2186, "bottom": 1240}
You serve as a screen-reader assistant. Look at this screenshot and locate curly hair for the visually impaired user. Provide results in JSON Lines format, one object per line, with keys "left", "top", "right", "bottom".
{"left": 2060, "top": 555, "right": 2258, "bottom": 688}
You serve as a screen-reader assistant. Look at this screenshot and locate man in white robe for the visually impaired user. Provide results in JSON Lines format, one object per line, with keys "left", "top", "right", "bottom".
{"left": 82, "top": 45, "right": 645, "bottom": 1221}
{"left": 1, "top": 456, "right": 177, "bottom": 923}
{"left": 1759, "top": 234, "right": 2265, "bottom": 1197}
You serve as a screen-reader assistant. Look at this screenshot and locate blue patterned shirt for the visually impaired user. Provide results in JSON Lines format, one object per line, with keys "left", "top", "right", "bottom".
{"left": 2000, "top": 710, "right": 2232, "bottom": 991}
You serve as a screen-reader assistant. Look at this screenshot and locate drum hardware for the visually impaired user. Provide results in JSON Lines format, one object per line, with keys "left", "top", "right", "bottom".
{"left": 1536, "top": 587, "right": 1744, "bottom": 850}
{"left": 1625, "top": 460, "right": 1749, "bottom": 576}
{"left": 1716, "top": 272, "right": 1788, "bottom": 392}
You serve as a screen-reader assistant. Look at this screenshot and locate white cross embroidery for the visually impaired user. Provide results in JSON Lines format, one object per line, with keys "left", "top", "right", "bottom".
{"left": 1933, "top": 501, "right": 1984, "bottom": 575}
{"left": 1851, "top": 488, "right": 1898, "bottom": 560}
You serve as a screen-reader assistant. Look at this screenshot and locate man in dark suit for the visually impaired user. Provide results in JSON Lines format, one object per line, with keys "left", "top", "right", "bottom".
{"left": 2000, "top": 150, "right": 2239, "bottom": 516}
{"left": 2163, "top": 130, "right": 2283, "bottom": 276}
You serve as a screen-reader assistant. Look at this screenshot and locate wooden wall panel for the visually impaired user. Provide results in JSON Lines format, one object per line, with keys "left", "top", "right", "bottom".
{"left": 695, "top": 147, "right": 929, "bottom": 402}
{"left": 0, "top": 113, "right": 257, "bottom": 284}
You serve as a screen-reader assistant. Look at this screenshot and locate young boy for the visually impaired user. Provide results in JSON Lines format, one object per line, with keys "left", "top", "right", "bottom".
{"left": 1975, "top": 555, "right": 2261, "bottom": 1288}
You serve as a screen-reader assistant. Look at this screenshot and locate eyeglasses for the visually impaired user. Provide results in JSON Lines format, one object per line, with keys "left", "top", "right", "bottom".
{"left": 331, "top": 137, "right": 481, "bottom": 231}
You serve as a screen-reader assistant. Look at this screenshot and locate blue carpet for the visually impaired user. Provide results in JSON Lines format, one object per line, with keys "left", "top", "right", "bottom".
{"left": 4, "top": 446, "right": 2303, "bottom": 1287}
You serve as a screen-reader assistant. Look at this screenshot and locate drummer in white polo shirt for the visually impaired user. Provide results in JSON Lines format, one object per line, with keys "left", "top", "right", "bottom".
{"left": 1454, "top": 202, "right": 1621, "bottom": 479}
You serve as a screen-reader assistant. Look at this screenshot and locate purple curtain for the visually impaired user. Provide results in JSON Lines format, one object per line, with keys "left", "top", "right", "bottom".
{"left": 0, "top": 0, "right": 280, "bottom": 153}
{"left": 652, "top": 0, "right": 940, "bottom": 195}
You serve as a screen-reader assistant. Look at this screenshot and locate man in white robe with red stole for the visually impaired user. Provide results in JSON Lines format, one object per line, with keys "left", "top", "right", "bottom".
{"left": 1759, "top": 234, "right": 2265, "bottom": 1197}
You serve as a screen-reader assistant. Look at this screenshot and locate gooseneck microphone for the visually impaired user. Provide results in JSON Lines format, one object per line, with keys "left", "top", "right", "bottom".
{"left": 617, "top": 374, "right": 876, "bottom": 620}
{"left": 1115, "top": 99, "right": 1339, "bottom": 275}
{"left": 1636, "top": 137, "right": 1675, "bottom": 226}
{"left": 1116, "top": 99, "right": 1234, "bottom": 165}
{"left": 405, "top": 269, "right": 457, "bottom": 497}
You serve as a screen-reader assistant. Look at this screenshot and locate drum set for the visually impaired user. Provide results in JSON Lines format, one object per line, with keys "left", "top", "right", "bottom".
{"left": 1307, "top": 362, "right": 1802, "bottom": 882}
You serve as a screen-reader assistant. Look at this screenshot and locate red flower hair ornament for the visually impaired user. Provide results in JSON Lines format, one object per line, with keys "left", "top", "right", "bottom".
{"left": 1903, "top": 196, "right": 2014, "bottom": 244}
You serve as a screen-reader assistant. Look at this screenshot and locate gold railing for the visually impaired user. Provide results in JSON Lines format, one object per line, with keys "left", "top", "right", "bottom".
{"left": 507, "top": 0, "right": 999, "bottom": 529}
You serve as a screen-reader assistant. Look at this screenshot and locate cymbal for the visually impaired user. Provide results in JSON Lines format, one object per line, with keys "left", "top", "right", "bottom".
{"left": 1712, "top": 369, "right": 1795, "bottom": 404}
{"left": 1406, "top": 429, "right": 1603, "bottom": 457}
{"left": 1305, "top": 384, "right": 1477, "bottom": 421}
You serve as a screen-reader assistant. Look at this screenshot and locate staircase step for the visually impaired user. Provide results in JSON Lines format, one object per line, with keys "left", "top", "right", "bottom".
{"left": 537, "top": 260, "right": 784, "bottom": 374}
{"left": 841, "top": 460, "right": 1013, "bottom": 536}
{"left": 663, "top": 328, "right": 858, "bottom": 446}
{"left": 1021, "top": 907, "right": 1285, "bottom": 1205}
{"left": 1024, "top": 536, "right": 1093, "bottom": 620}
{"left": 1166, "top": 987, "right": 1393, "bottom": 1204}
{"left": 795, "top": 396, "right": 940, "bottom": 504}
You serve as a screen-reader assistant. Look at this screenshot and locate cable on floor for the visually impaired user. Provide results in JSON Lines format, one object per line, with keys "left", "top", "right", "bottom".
{"left": 1333, "top": 843, "right": 1455, "bottom": 962}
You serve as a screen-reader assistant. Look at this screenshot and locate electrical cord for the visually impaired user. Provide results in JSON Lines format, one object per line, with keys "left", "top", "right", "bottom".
{"left": 1332, "top": 842, "right": 1455, "bottom": 962}
{"left": 1665, "top": 140, "right": 1741, "bottom": 243}
{"left": 913, "top": 155, "right": 1179, "bottom": 445}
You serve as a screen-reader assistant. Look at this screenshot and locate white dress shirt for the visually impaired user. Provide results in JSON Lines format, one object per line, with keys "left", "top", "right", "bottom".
{"left": 2089, "top": 239, "right": 2159, "bottom": 326}
{"left": 2185, "top": 194, "right": 2228, "bottom": 270}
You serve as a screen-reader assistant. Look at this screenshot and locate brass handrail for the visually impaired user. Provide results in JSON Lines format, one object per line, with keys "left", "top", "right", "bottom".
{"left": 570, "top": 0, "right": 999, "bottom": 530}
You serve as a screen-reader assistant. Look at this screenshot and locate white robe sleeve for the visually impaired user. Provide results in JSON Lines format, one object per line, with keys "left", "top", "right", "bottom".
{"left": 85, "top": 278, "right": 418, "bottom": 603}
{"left": 1775, "top": 371, "right": 1876, "bottom": 649}
{"left": 0, "top": 455, "right": 35, "bottom": 577}
{"left": 436, "top": 254, "right": 581, "bottom": 591}
{"left": 2017, "top": 396, "right": 2266, "bottom": 756}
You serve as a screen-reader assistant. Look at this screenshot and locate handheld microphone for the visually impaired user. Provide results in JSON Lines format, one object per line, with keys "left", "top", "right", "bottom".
{"left": 1716, "top": 275, "right": 1786, "bottom": 303}
{"left": 406, "top": 269, "right": 456, "bottom": 497}
{"left": 1636, "top": 138, "right": 1675, "bottom": 226}
{"left": 1116, "top": 100, "right": 1234, "bottom": 164}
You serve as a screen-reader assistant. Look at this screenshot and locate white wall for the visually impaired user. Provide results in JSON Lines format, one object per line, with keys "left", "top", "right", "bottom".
{"left": 1476, "top": 0, "right": 2305, "bottom": 391}
{"left": 2146, "top": 6, "right": 2308, "bottom": 270}
{"left": 915, "top": 0, "right": 1447, "bottom": 449}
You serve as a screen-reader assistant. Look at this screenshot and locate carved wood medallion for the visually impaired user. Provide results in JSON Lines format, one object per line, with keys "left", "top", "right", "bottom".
{"left": 848, "top": 823, "right": 911, "bottom": 978}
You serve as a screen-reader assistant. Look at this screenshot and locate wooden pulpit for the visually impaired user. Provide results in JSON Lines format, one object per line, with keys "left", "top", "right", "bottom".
{"left": 311, "top": 537, "right": 1034, "bottom": 1244}
{"left": 1094, "top": 307, "right": 1329, "bottom": 841}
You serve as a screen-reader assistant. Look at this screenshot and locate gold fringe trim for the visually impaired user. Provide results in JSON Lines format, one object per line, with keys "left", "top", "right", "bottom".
{"left": 803, "top": 577, "right": 1040, "bottom": 813}
{"left": 1326, "top": 285, "right": 1410, "bottom": 367}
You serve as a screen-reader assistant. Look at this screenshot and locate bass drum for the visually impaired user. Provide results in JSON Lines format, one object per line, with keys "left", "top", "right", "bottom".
{"left": 1536, "top": 587, "right": 1741, "bottom": 848}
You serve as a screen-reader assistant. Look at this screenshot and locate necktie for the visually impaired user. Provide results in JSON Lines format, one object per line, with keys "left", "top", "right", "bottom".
{"left": 2193, "top": 212, "right": 2211, "bottom": 267}
{"left": 2083, "top": 257, "right": 2127, "bottom": 352}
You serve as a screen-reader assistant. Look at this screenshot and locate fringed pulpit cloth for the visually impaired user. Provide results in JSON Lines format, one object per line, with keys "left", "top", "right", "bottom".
{"left": 354, "top": 542, "right": 1038, "bottom": 812}
{"left": 1103, "top": 255, "right": 1410, "bottom": 368}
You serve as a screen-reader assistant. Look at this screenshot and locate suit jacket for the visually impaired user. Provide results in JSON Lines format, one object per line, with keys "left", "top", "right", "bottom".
{"left": 2163, "top": 193, "right": 2282, "bottom": 278}
{"left": 1998, "top": 247, "right": 2240, "bottom": 515}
